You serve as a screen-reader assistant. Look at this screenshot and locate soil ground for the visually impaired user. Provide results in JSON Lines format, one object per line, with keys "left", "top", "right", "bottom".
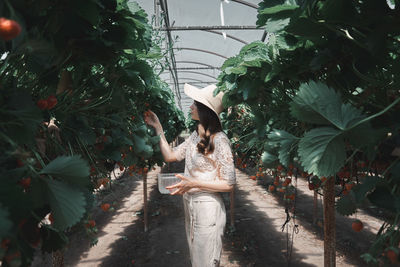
{"left": 32, "top": 161, "right": 388, "bottom": 267}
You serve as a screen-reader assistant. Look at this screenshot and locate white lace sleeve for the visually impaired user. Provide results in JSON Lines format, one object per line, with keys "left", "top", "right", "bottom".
{"left": 172, "top": 133, "right": 191, "bottom": 162}
{"left": 215, "top": 133, "right": 236, "bottom": 185}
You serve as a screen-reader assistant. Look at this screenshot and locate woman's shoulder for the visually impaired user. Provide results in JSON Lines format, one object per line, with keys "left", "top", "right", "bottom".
{"left": 190, "top": 130, "right": 198, "bottom": 138}
{"left": 214, "top": 131, "right": 230, "bottom": 143}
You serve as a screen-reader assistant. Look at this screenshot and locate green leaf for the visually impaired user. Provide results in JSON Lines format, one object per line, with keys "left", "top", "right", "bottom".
{"left": 261, "top": 151, "right": 278, "bottom": 167}
{"left": 368, "top": 186, "right": 397, "bottom": 213}
{"left": 298, "top": 127, "right": 346, "bottom": 177}
{"left": 286, "top": 18, "right": 329, "bottom": 43}
{"left": 149, "top": 135, "right": 161, "bottom": 145}
{"left": 45, "top": 179, "right": 86, "bottom": 231}
{"left": 290, "top": 81, "right": 365, "bottom": 130}
{"left": 40, "top": 156, "right": 90, "bottom": 187}
{"left": 352, "top": 176, "right": 380, "bottom": 204}
{"left": 104, "top": 149, "right": 122, "bottom": 162}
{"left": 225, "top": 65, "right": 247, "bottom": 75}
{"left": 0, "top": 177, "right": 32, "bottom": 217}
{"left": 345, "top": 123, "right": 386, "bottom": 150}
{"left": 71, "top": 0, "right": 100, "bottom": 26}
{"left": 320, "top": 0, "right": 358, "bottom": 24}
{"left": 3, "top": 89, "right": 42, "bottom": 145}
{"left": 133, "top": 134, "right": 146, "bottom": 153}
{"left": 259, "top": 4, "right": 299, "bottom": 15}
{"left": 78, "top": 130, "right": 97, "bottom": 146}
{"left": 336, "top": 193, "right": 357, "bottom": 216}
{"left": 268, "top": 129, "right": 299, "bottom": 166}
{"left": 28, "top": 178, "right": 48, "bottom": 209}
{"left": 257, "top": 0, "right": 298, "bottom": 28}
{"left": 264, "top": 18, "right": 291, "bottom": 33}
{"left": 0, "top": 205, "right": 12, "bottom": 238}
{"left": 389, "top": 163, "right": 400, "bottom": 183}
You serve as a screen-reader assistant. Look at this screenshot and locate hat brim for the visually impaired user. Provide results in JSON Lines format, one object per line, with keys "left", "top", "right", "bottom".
{"left": 184, "top": 83, "right": 222, "bottom": 123}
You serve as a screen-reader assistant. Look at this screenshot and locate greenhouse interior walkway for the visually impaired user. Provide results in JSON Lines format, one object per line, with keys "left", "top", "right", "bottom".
{"left": 32, "top": 164, "right": 384, "bottom": 267}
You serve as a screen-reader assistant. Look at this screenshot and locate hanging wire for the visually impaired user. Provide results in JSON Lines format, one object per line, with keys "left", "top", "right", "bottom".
{"left": 220, "top": 0, "right": 230, "bottom": 40}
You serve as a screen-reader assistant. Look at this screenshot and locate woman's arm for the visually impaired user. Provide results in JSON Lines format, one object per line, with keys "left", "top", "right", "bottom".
{"left": 166, "top": 174, "right": 233, "bottom": 195}
{"left": 166, "top": 133, "right": 236, "bottom": 195}
{"left": 144, "top": 110, "right": 181, "bottom": 162}
{"left": 155, "top": 125, "right": 178, "bottom": 162}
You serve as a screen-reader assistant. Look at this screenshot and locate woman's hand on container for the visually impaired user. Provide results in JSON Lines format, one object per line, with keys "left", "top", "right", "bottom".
{"left": 167, "top": 174, "right": 196, "bottom": 195}
{"left": 144, "top": 110, "right": 162, "bottom": 131}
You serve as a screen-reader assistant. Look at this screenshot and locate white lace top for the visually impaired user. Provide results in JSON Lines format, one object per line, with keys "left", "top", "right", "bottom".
{"left": 173, "top": 131, "right": 236, "bottom": 189}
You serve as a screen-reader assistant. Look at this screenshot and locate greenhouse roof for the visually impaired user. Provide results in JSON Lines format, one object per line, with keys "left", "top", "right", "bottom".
{"left": 133, "top": 0, "right": 265, "bottom": 116}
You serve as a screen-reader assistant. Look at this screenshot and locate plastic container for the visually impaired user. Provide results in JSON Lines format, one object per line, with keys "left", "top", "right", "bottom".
{"left": 157, "top": 173, "right": 183, "bottom": 194}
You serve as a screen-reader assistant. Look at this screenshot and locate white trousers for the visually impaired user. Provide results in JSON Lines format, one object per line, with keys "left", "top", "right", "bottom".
{"left": 183, "top": 193, "right": 226, "bottom": 267}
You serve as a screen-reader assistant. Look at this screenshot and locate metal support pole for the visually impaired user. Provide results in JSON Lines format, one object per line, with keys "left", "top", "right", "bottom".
{"left": 174, "top": 47, "right": 228, "bottom": 59}
{"left": 178, "top": 70, "right": 218, "bottom": 80}
{"left": 167, "top": 81, "right": 218, "bottom": 85}
{"left": 176, "top": 61, "right": 219, "bottom": 68}
{"left": 323, "top": 177, "right": 336, "bottom": 267}
{"left": 52, "top": 250, "right": 64, "bottom": 267}
{"left": 230, "top": 188, "right": 235, "bottom": 228}
{"left": 159, "top": 0, "right": 182, "bottom": 109}
{"left": 156, "top": 67, "right": 220, "bottom": 70}
{"left": 313, "top": 190, "right": 318, "bottom": 225}
{"left": 155, "top": 25, "right": 261, "bottom": 31}
{"left": 203, "top": 29, "right": 248, "bottom": 44}
{"left": 230, "top": 0, "right": 258, "bottom": 9}
{"left": 143, "top": 173, "right": 148, "bottom": 232}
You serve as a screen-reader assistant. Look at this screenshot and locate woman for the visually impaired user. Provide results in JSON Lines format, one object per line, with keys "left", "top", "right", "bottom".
{"left": 144, "top": 83, "right": 236, "bottom": 267}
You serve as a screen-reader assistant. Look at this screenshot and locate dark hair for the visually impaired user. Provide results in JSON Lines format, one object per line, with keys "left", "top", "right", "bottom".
{"left": 195, "top": 101, "right": 222, "bottom": 156}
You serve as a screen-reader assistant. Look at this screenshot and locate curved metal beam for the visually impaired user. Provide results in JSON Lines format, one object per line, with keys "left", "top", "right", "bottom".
{"left": 230, "top": 0, "right": 258, "bottom": 9}
{"left": 174, "top": 47, "right": 228, "bottom": 59}
{"left": 176, "top": 61, "right": 220, "bottom": 69}
{"left": 165, "top": 77, "right": 216, "bottom": 85}
{"left": 156, "top": 25, "right": 260, "bottom": 31}
{"left": 202, "top": 30, "right": 248, "bottom": 45}
{"left": 165, "top": 77, "right": 206, "bottom": 83}
{"left": 177, "top": 71, "right": 217, "bottom": 80}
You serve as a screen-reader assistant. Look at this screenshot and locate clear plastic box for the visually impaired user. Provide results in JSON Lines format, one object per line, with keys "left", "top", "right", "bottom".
{"left": 157, "top": 173, "right": 183, "bottom": 194}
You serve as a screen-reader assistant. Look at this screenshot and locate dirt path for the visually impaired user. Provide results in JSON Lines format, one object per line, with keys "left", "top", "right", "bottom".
{"left": 32, "top": 166, "right": 384, "bottom": 267}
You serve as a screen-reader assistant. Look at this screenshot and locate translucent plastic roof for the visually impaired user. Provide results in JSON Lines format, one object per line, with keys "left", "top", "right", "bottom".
{"left": 133, "top": 0, "right": 264, "bottom": 116}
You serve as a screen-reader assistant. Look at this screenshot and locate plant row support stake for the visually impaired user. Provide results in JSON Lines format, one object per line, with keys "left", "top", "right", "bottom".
{"left": 323, "top": 177, "right": 336, "bottom": 267}
{"left": 143, "top": 172, "right": 148, "bottom": 232}
{"left": 230, "top": 187, "right": 235, "bottom": 228}
{"left": 313, "top": 190, "right": 318, "bottom": 225}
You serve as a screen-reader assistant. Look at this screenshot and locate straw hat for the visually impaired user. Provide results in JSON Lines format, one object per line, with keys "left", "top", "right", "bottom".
{"left": 184, "top": 83, "right": 225, "bottom": 117}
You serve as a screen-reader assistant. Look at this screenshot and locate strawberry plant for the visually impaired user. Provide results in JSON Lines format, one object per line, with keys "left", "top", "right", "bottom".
{"left": 0, "top": 0, "right": 185, "bottom": 265}
{"left": 217, "top": 0, "right": 400, "bottom": 264}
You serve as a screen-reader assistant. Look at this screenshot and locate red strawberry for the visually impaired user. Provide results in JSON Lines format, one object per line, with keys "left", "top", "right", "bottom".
{"left": 0, "top": 18, "right": 22, "bottom": 41}
{"left": 37, "top": 99, "right": 48, "bottom": 110}
{"left": 86, "top": 220, "right": 96, "bottom": 228}
{"left": 16, "top": 159, "right": 24, "bottom": 167}
{"left": 1, "top": 239, "right": 10, "bottom": 249}
{"left": 46, "top": 95, "right": 57, "bottom": 109}
{"left": 386, "top": 249, "right": 398, "bottom": 264}
{"left": 268, "top": 185, "right": 275, "bottom": 192}
{"left": 351, "top": 220, "right": 363, "bottom": 232}
{"left": 101, "top": 203, "right": 110, "bottom": 211}
{"left": 20, "top": 177, "right": 31, "bottom": 189}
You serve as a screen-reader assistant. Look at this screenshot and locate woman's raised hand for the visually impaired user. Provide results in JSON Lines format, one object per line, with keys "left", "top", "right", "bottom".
{"left": 144, "top": 110, "right": 162, "bottom": 131}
